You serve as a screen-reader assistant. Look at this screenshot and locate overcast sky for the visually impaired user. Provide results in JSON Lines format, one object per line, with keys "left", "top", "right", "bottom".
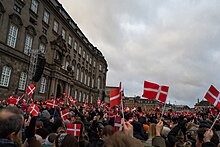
{"left": 59, "top": 0, "right": 220, "bottom": 107}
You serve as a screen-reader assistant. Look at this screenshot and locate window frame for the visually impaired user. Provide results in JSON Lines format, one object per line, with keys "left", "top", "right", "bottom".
{"left": 0, "top": 65, "right": 12, "bottom": 87}
{"left": 18, "top": 72, "right": 27, "bottom": 90}
{"left": 7, "top": 23, "right": 18, "bottom": 48}
{"left": 30, "top": 0, "right": 39, "bottom": 14}
{"left": 43, "top": 10, "right": 50, "bottom": 24}
{"left": 39, "top": 77, "right": 46, "bottom": 93}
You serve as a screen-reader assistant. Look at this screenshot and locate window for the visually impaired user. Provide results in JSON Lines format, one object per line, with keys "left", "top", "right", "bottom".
{"left": 80, "top": 71, "right": 84, "bottom": 83}
{"left": 39, "top": 43, "right": 46, "bottom": 54}
{"left": 18, "top": 72, "right": 27, "bottom": 90}
{"left": 99, "top": 64, "right": 102, "bottom": 71}
{"left": 76, "top": 68, "right": 80, "bottom": 80}
{"left": 65, "top": 60, "right": 70, "bottom": 70}
{"left": 72, "top": 64, "right": 75, "bottom": 72}
{"left": 84, "top": 73, "right": 87, "bottom": 84}
{"left": 53, "top": 20, "right": 59, "bottom": 33}
{"left": 68, "top": 35, "right": 72, "bottom": 45}
{"left": 0, "top": 66, "right": 11, "bottom": 87}
{"left": 97, "top": 77, "right": 101, "bottom": 89}
{"left": 39, "top": 77, "right": 46, "bottom": 93}
{"left": 74, "top": 41, "right": 77, "bottom": 50}
{"left": 86, "top": 94, "right": 89, "bottom": 103}
{"left": 93, "top": 61, "right": 96, "bottom": 67}
{"left": 90, "top": 95, "right": 93, "bottom": 103}
{"left": 7, "top": 24, "right": 18, "bottom": 48}
{"left": 43, "top": 10, "right": 50, "bottom": 24}
{"left": 61, "top": 29, "right": 66, "bottom": 39}
{"left": 74, "top": 90, "right": 77, "bottom": 99}
{"left": 14, "top": 4, "right": 21, "bottom": 14}
{"left": 86, "top": 55, "right": 89, "bottom": 62}
{"left": 92, "top": 78, "right": 94, "bottom": 88}
{"left": 87, "top": 76, "right": 90, "bottom": 86}
{"left": 79, "top": 91, "right": 82, "bottom": 102}
{"left": 89, "top": 57, "right": 92, "bottom": 64}
{"left": 83, "top": 51, "right": 85, "bottom": 58}
{"left": 24, "top": 34, "right": 33, "bottom": 56}
{"left": 30, "top": 0, "right": 39, "bottom": 14}
{"left": 79, "top": 46, "right": 82, "bottom": 55}
{"left": 83, "top": 93, "right": 85, "bottom": 102}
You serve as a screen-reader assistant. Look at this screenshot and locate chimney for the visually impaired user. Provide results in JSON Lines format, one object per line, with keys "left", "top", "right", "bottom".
{"left": 197, "top": 98, "right": 199, "bottom": 104}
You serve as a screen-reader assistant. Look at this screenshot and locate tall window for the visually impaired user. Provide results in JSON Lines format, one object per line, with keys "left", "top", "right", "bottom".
{"left": 83, "top": 51, "right": 85, "bottom": 58}
{"left": 53, "top": 20, "right": 59, "bottom": 33}
{"left": 65, "top": 60, "right": 70, "bottom": 70}
{"left": 39, "top": 77, "right": 46, "bottom": 93}
{"left": 0, "top": 66, "right": 11, "bottom": 87}
{"left": 18, "top": 72, "right": 27, "bottom": 90}
{"left": 83, "top": 93, "right": 85, "bottom": 102}
{"left": 97, "top": 77, "right": 101, "bottom": 89}
{"left": 92, "top": 78, "right": 94, "bottom": 88}
{"left": 79, "top": 46, "right": 82, "bottom": 55}
{"left": 79, "top": 92, "right": 82, "bottom": 102}
{"left": 7, "top": 24, "right": 18, "bottom": 48}
{"left": 80, "top": 71, "right": 84, "bottom": 83}
{"left": 93, "top": 61, "right": 96, "bottom": 67}
{"left": 74, "top": 90, "right": 77, "bottom": 99}
{"left": 68, "top": 35, "right": 72, "bottom": 45}
{"left": 24, "top": 34, "right": 33, "bottom": 56}
{"left": 86, "top": 54, "right": 89, "bottom": 62}
{"left": 89, "top": 57, "right": 92, "bottom": 64}
{"left": 74, "top": 41, "right": 77, "bottom": 50}
{"left": 43, "top": 10, "right": 50, "bottom": 24}
{"left": 76, "top": 68, "right": 80, "bottom": 81}
{"left": 87, "top": 76, "right": 90, "bottom": 86}
{"left": 61, "top": 29, "right": 66, "bottom": 39}
{"left": 39, "top": 43, "right": 46, "bottom": 54}
{"left": 90, "top": 95, "right": 93, "bottom": 103}
{"left": 99, "top": 64, "right": 102, "bottom": 71}
{"left": 30, "top": 0, "right": 39, "bottom": 14}
{"left": 84, "top": 73, "right": 87, "bottom": 84}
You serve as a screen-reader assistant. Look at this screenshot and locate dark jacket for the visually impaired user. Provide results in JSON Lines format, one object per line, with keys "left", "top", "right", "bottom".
{"left": 0, "top": 138, "right": 18, "bottom": 147}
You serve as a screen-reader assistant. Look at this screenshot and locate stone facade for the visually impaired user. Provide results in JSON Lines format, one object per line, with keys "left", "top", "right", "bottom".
{"left": 0, "top": 0, "right": 108, "bottom": 104}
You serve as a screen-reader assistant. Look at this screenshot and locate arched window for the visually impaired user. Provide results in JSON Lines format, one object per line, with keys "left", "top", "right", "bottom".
{"left": 39, "top": 77, "right": 46, "bottom": 93}
{"left": 92, "top": 77, "right": 94, "bottom": 88}
{"left": 39, "top": 35, "right": 48, "bottom": 55}
{"left": 18, "top": 72, "right": 27, "bottom": 90}
{"left": 0, "top": 65, "right": 11, "bottom": 87}
{"left": 24, "top": 26, "right": 36, "bottom": 56}
{"left": 87, "top": 75, "right": 90, "bottom": 86}
{"left": 83, "top": 93, "right": 85, "bottom": 102}
{"left": 84, "top": 72, "right": 87, "bottom": 85}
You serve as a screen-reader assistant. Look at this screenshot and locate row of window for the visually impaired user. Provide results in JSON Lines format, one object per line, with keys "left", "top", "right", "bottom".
{"left": 0, "top": 65, "right": 46, "bottom": 93}
{"left": 30, "top": 0, "right": 105, "bottom": 71}
{"left": 7, "top": 23, "right": 46, "bottom": 55}
{"left": 74, "top": 90, "right": 93, "bottom": 104}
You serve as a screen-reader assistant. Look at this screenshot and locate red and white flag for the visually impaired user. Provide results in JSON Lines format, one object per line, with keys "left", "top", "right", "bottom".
{"left": 97, "top": 100, "right": 101, "bottom": 105}
{"left": 28, "top": 103, "right": 39, "bottom": 116}
{"left": 110, "top": 82, "right": 122, "bottom": 107}
{"left": 68, "top": 97, "right": 78, "bottom": 104}
{"left": 204, "top": 85, "right": 220, "bottom": 109}
{"left": 114, "top": 115, "right": 123, "bottom": 132}
{"left": 26, "top": 84, "right": 35, "bottom": 97}
{"left": 142, "top": 81, "right": 169, "bottom": 103}
{"left": 46, "top": 99, "right": 58, "bottom": 109}
{"left": 16, "top": 94, "right": 24, "bottom": 104}
{"left": 66, "top": 124, "right": 81, "bottom": 137}
{"left": 8, "top": 96, "right": 17, "bottom": 105}
{"left": 60, "top": 109, "right": 70, "bottom": 121}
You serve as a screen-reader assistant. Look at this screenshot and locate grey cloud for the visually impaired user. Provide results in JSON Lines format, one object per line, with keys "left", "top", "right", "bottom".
{"left": 60, "top": 0, "right": 220, "bottom": 107}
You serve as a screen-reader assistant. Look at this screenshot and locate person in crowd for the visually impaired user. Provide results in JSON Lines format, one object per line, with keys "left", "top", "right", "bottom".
{"left": 54, "top": 133, "right": 79, "bottom": 147}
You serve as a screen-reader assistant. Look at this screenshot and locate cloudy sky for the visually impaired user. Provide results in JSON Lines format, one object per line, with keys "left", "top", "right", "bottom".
{"left": 59, "top": 0, "right": 220, "bottom": 107}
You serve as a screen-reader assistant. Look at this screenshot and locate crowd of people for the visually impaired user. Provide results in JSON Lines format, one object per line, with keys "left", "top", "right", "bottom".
{"left": 0, "top": 98, "right": 220, "bottom": 147}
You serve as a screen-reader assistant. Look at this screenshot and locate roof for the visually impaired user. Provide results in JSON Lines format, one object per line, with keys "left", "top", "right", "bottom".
{"left": 194, "top": 100, "right": 211, "bottom": 106}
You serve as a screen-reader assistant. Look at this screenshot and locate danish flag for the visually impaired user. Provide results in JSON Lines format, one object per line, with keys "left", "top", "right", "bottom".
{"left": 110, "top": 82, "right": 122, "bottom": 107}
{"left": 97, "top": 100, "right": 101, "bottom": 105}
{"left": 46, "top": 99, "right": 58, "bottom": 109}
{"left": 26, "top": 84, "right": 35, "bottom": 97}
{"left": 28, "top": 103, "right": 39, "bottom": 116}
{"left": 142, "top": 81, "right": 169, "bottom": 103}
{"left": 8, "top": 96, "right": 17, "bottom": 105}
{"left": 204, "top": 85, "right": 220, "bottom": 109}
{"left": 60, "top": 109, "right": 70, "bottom": 121}
{"left": 66, "top": 124, "right": 81, "bottom": 137}
{"left": 16, "top": 94, "right": 24, "bottom": 104}
{"left": 68, "top": 97, "right": 78, "bottom": 104}
{"left": 114, "top": 115, "right": 123, "bottom": 132}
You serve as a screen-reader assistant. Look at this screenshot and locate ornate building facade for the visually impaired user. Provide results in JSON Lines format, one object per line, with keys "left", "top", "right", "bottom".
{"left": 0, "top": 0, "right": 108, "bottom": 104}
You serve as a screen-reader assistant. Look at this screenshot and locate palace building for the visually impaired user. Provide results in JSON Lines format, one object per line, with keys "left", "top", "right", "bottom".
{"left": 0, "top": 0, "right": 108, "bottom": 104}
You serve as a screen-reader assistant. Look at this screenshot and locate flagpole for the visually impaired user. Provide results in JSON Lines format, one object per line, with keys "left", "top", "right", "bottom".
{"left": 120, "top": 88, "right": 125, "bottom": 123}
{"left": 210, "top": 112, "right": 220, "bottom": 130}
{"left": 160, "top": 99, "right": 167, "bottom": 121}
